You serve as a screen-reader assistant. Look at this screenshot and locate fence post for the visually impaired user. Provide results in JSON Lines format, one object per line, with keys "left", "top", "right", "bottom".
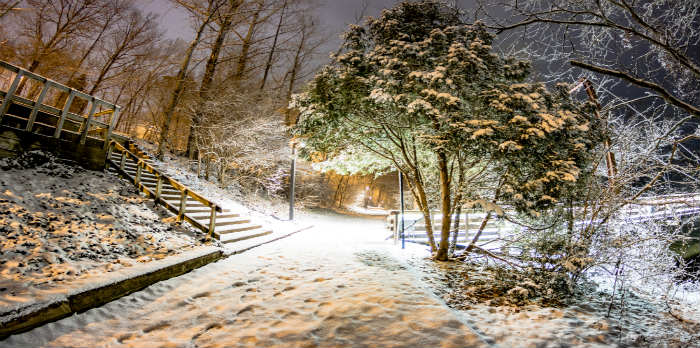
{"left": 0, "top": 70, "right": 24, "bottom": 122}
{"left": 103, "top": 106, "right": 120, "bottom": 149}
{"left": 155, "top": 175, "right": 162, "bottom": 203}
{"left": 208, "top": 205, "right": 216, "bottom": 239}
{"left": 79, "top": 98, "right": 98, "bottom": 144}
{"left": 119, "top": 151, "right": 126, "bottom": 171}
{"left": 135, "top": 160, "right": 142, "bottom": 186}
{"left": 26, "top": 80, "right": 50, "bottom": 132}
{"left": 178, "top": 189, "right": 188, "bottom": 221}
{"left": 54, "top": 90, "right": 76, "bottom": 138}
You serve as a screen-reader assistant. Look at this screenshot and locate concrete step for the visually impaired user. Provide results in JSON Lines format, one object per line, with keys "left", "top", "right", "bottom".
{"left": 218, "top": 229, "right": 273, "bottom": 244}
{"left": 212, "top": 217, "right": 251, "bottom": 227}
{"left": 216, "top": 222, "right": 263, "bottom": 235}
{"left": 188, "top": 211, "right": 240, "bottom": 221}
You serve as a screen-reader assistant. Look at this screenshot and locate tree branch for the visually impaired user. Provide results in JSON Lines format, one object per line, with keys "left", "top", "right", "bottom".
{"left": 570, "top": 60, "right": 700, "bottom": 118}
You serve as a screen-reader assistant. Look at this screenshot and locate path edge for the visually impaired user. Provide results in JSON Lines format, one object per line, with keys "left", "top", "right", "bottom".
{"left": 0, "top": 224, "right": 314, "bottom": 340}
{"left": 0, "top": 249, "right": 223, "bottom": 340}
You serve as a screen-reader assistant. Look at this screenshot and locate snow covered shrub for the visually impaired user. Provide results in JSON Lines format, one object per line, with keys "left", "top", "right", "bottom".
{"left": 191, "top": 87, "right": 290, "bottom": 197}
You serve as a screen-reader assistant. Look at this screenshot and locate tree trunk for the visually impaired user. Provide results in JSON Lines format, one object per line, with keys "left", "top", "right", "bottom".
{"left": 260, "top": 0, "right": 286, "bottom": 90}
{"left": 232, "top": 1, "right": 262, "bottom": 82}
{"left": 435, "top": 151, "right": 452, "bottom": 261}
{"left": 186, "top": 0, "right": 241, "bottom": 159}
{"left": 408, "top": 169, "right": 437, "bottom": 253}
{"left": 156, "top": 5, "right": 218, "bottom": 160}
{"left": 449, "top": 159, "right": 465, "bottom": 257}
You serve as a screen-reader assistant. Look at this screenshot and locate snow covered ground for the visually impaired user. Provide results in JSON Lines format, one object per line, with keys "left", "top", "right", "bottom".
{"left": 0, "top": 152, "right": 208, "bottom": 314}
{"left": 3, "top": 201, "right": 699, "bottom": 347}
{"left": 4, "top": 211, "right": 489, "bottom": 348}
{"left": 410, "top": 258, "right": 700, "bottom": 347}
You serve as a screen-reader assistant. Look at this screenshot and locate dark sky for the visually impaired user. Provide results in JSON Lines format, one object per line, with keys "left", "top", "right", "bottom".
{"left": 143, "top": 0, "right": 400, "bottom": 45}
{"left": 141, "top": 0, "right": 474, "bottom": 56}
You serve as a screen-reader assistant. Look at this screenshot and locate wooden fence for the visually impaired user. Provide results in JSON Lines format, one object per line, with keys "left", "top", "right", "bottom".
{"left": 0, "top": 60, "right": 120, "bottom": 148}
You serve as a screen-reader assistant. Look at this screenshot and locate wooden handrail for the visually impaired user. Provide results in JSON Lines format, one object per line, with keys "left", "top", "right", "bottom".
{"left": 0, "top": 60, "right": 120, "bottom": 147}
{"left": 110, "top": 140, "right": 222, "bottom": 212}
{"left": 107, "top": 141, "right": 222, "bottom": 238}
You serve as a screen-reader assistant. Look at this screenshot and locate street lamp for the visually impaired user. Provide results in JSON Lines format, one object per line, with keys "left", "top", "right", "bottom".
{"left": 289, "top": 140, "right": 297, "bottom": 221}
{"left": 398, "top": 170, "right": 405, "bottom": 249}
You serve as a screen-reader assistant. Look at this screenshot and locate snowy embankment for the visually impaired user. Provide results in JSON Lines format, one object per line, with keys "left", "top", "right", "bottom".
{"left": 0, "top": 151, "right": 211, "bottom": 315}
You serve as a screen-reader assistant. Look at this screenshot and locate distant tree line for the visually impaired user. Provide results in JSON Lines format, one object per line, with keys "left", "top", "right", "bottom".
{"left": 0, "top": 0, "right": 326, "bottom": 196}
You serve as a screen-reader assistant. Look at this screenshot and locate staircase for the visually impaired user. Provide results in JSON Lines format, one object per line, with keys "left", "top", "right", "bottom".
{"left": 106, "top": 141, "right": 273, "bottom": 244}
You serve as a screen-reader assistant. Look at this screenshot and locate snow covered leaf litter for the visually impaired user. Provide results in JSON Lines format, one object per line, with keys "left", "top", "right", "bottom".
{"left": 0, "top": 151, "right": 208, "bottom": 314}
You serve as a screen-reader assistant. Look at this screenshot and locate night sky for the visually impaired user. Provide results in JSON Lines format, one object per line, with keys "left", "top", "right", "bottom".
{"left": 142, "top": 0, "right": 476, "bottom": 57}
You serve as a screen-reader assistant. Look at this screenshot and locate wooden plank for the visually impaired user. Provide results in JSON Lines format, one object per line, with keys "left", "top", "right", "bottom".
{"left": 54, "top": 90, "right": 76, "bottom": 138}
{"left": 26, "top": 81, "right": 52, "bottom": 132}
{"left": 0, "top": 60, "right": 20, "bottom": 73}
{"left": 0, "top": 70, "right": 23, "bottom": 122}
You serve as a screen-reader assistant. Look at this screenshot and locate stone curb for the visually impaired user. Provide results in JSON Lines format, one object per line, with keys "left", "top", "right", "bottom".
{"left": 225, "top": 224, "right": 314, "bottom": 256}
{"left": 0, "top": 225, "right": 314, "bottom": 340}
{"left": 0, "top": 249, "right": 223, "bottom": 340}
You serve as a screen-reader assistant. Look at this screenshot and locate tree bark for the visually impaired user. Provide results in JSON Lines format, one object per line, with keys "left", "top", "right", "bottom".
{"left": 157, "top": 3, "right": 219, "bottom": 160}
{"left": 435, "top": 151, "right": 452, "bottom": 261}
{"left": 231, "top": 1, "right": 263, "bottom": 82}
{"left": 186, "top": 0, "right": 241, "bottom": 159}
{"left": 260, "top": 0, "right": 286, "bottom": 90}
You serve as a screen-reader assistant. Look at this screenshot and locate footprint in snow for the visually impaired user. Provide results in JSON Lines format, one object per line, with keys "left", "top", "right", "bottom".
{"left": 192, "top": 291, "right": 211, "bottom": 299}
{"left": 143, "top": 320, "right": 171, "bottom": 333}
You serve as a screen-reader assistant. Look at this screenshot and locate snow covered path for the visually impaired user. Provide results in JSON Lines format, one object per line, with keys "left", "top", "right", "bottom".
{"left": 4, "top": 211, "right": 488, "bottom": 348}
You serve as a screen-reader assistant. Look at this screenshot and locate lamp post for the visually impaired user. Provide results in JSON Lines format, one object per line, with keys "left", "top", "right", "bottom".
{"left": 289, "top": 141, "right": 296, "bottom": 221}
{"left": 398, "top": 171, "right": 405, "bottom": 249}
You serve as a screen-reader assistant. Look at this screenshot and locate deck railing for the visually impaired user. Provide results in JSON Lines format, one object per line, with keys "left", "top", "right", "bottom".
{"left": 107, "top": 141, "right": 223, "bottom": 239}
{"left": 0, "top": 60, "right": 120, "bottom": 147}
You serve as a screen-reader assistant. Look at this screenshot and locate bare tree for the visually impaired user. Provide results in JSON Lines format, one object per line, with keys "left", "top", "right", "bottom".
{"left": 185, "top": 0, "right": 243, "bottom": 159}
{"left": 17, "top": 0, "right": 105, "bottom": 74}
{"left": 87, "top": 7, "right": 160, "bottom": 95}
{"left": 156, "top": 0, "right": 225, "bottom": 159}
{"left": 478, "top": 0, "right": 700, "bottom": 119}
{"left": 0, "top": 0, "right": 19, "bottom": 19}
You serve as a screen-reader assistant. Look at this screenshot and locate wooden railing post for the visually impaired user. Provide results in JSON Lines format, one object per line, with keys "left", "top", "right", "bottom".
{"left": 0, "top": 70, "right": 24, "bottom": 122}
{"left": 79, "top": 98, "right": 98, "bottom": 144}
{"left": 119, "top": 151, "right": 126, "bottom": 171}
{"left": 155, "top": 175, "right": 162, "bottom": 203}
{"left": 105, "top": 142, "right": 114, "bottom": 170}
{"left": 26, "top": 80, "right": 50, "bottom": 132}
{"left": 178, "top": 189, "right": 188, "bottom": 221}
{"left": 54, "top": 90, "right": 76, "bottom": 139}
{"left": 135, "top": 160, "right": 142, "bottom": 186}
{"left": 104, "top": 106, "right": 120, "bottom": 149}
{"left": 208, "top": 205, "right": 216, "bottom": 239}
